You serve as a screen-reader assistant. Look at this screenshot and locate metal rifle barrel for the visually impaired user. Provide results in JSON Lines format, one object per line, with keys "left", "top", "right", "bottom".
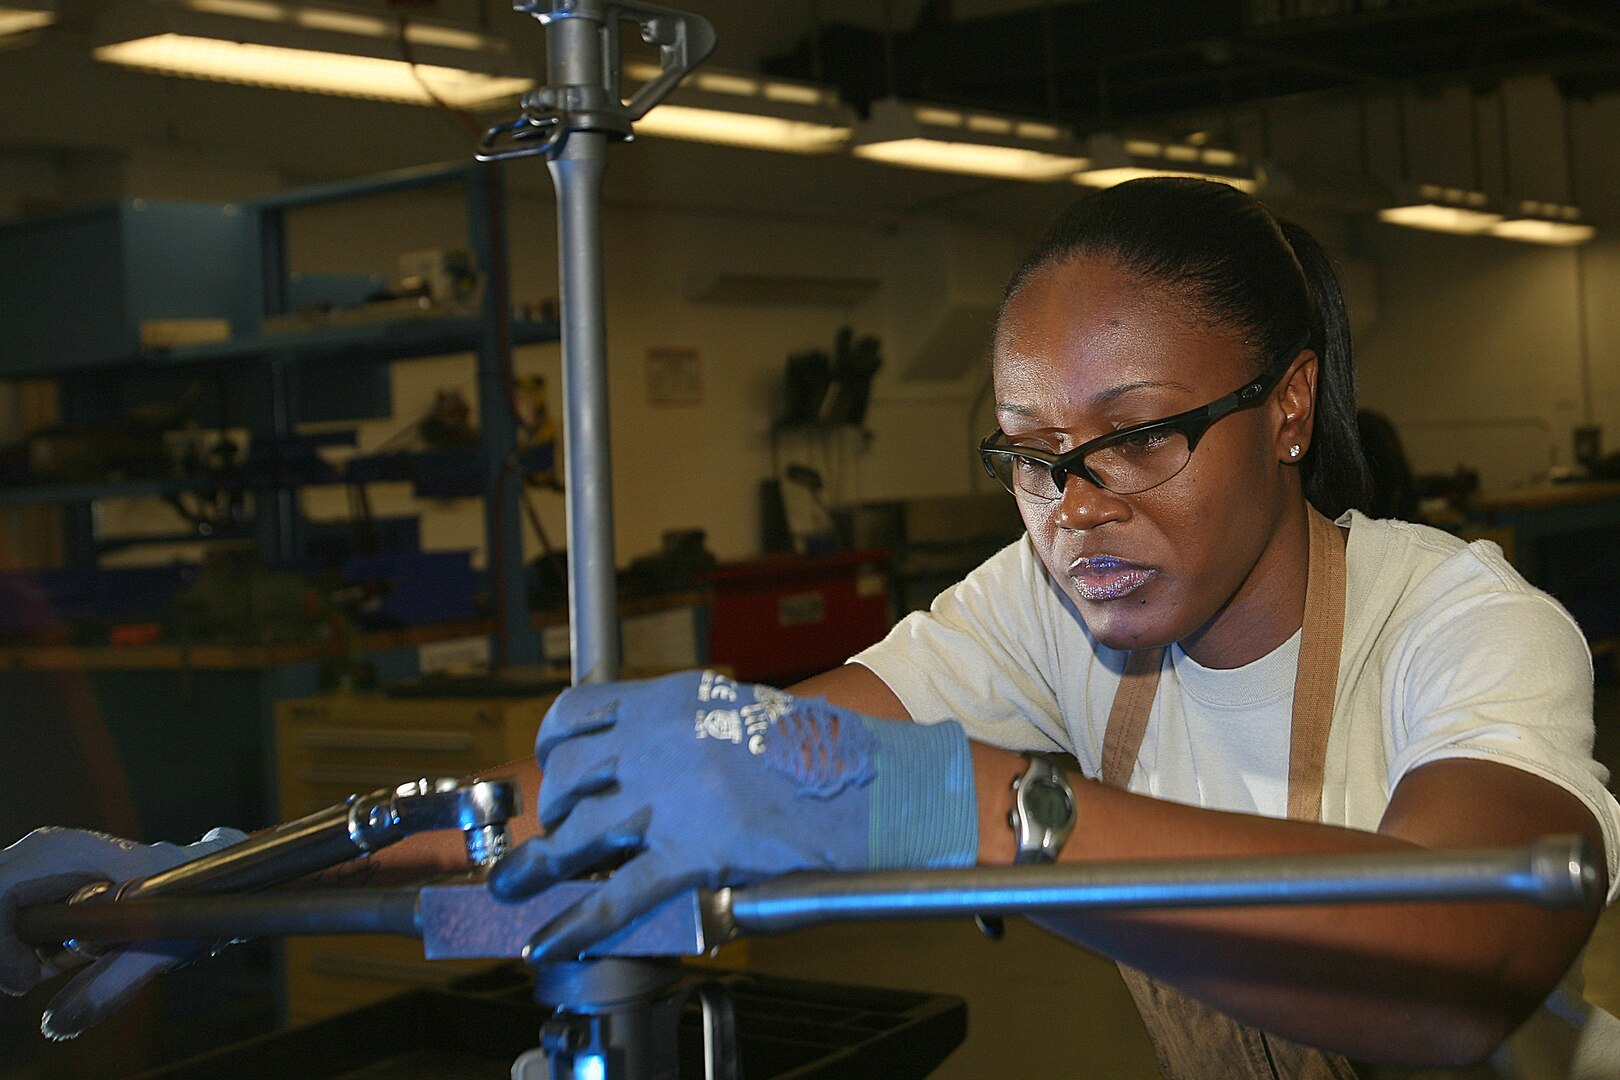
{"left": 727, "top": 836, "right": 1600, "bottom": 935}
{"left": 548, "top": 11, "right": 619, "bottom": 686}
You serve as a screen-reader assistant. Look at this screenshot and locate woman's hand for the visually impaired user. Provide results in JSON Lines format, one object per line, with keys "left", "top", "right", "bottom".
{"left": 488, "top": 670, "right": 978, "bottom": 962}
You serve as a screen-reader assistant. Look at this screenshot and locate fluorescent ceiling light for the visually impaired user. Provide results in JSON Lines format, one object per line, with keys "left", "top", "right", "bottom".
{"left": 93, "top": 1, "right": 533, "bottom": 108}
{"left": 1490, "top": 218, "right": 1595, "bottom": 245}
{"left": 0, "top": 2, "right": 55, "bottom": 37}
{"left": 1489, "top": 200, "right": 1595, "bottom": 246}
{"left": 1377, "top": 184, "right": 1502, "bottom": 236}
{"left": 851, "top": 97, "right": 1089, "bottom": 181}
{"left": 623, "top": 63, "right": 854, "bottom": 154}
{"left": 1075, "top": 133, "right": 1255, "bottom": 192}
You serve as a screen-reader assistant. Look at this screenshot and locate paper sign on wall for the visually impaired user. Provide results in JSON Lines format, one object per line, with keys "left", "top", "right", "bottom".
{"left": 646, "top": 347, "right": 702, "bottom": 406}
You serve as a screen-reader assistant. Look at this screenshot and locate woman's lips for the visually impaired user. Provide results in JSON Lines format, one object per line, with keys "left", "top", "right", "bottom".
{"left": 1068, "top": 555, "right": 1158, "bottom": 602}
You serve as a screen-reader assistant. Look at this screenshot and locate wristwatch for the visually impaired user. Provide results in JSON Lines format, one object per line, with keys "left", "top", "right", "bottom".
{"left": 1007, "top": 754, "right": 1077, "bottom": 865}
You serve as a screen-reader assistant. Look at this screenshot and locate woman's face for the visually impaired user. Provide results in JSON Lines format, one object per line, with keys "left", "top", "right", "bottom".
{"left": 993, "top": 254, "right": 1307, "bottom": 658}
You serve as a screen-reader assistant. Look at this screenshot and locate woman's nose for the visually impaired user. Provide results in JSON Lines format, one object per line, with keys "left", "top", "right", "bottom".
{"left": 1054, "top": 472, "right": 1130, "bottom": 530}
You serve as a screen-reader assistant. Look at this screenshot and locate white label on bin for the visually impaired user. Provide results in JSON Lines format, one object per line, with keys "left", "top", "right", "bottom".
{"left": 418, "top": 636, "right": 491, "bottom": 674}
{"left": 856, "top": 568, "right": 886, "bottom": 599}
{"left": 541, "top": 624, "right": 572, "bottom": 662}
{"left": 624, "top": 607, "right": 701, "bottom": 669}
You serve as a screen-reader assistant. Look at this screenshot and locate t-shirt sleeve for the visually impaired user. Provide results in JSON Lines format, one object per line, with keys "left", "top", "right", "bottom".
{"left": 851, "top": 538, "right": 1072, "bottom": 753}
{"left": 1387, "top": 559, "right": 1620, "bottom": 900}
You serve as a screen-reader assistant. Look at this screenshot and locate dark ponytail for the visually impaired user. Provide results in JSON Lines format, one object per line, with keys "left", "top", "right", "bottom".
{"left": 1277, "top": 221, "right": 1369, "bottom": 519}
{"left": 1002, "top": 178, "right": 1369, "bottom": 519}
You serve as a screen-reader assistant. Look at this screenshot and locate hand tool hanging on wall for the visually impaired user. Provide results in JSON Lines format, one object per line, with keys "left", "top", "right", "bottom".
{"left": 477, "top": 2, "right": 715, "bottom": 687}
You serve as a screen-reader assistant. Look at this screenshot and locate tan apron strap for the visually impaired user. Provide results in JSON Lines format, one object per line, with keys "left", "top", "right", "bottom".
{"left": 1103, "top": 507, "right": 1355, "bottom": 1079}
{"left": 1288, "top": 508, "right": 1347, "bottom": 821}
{"left": 1100, "top": 646, "right": 1165, "bottom": 789}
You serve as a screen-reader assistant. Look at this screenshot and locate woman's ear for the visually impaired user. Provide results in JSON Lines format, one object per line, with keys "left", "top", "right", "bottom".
{"left": 1275, "top": 350, "right": 1319, "bottom": 463}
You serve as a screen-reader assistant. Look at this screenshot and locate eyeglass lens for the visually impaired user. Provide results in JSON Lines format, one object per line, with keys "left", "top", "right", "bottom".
{"left": 988, "top": 428, "right": 1194, "bottom": 499}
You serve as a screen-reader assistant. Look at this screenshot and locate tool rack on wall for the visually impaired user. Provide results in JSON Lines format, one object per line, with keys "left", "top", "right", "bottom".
{"left": 0, "top": 161, "right": 552, "bottom": 665}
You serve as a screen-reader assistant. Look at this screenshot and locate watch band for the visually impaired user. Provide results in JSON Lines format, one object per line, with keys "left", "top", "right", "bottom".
{"left": 1007, "top": 754, "right": 1077, "bottom": 865}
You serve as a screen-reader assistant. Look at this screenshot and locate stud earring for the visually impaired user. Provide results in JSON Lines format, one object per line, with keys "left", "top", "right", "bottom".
{"left": 1288, "top": 445, "right": 1301, "bottom": 459}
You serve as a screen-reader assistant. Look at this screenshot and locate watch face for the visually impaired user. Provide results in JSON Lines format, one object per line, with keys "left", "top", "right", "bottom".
{"left": 1026, "top": 777, "right": 1074, "bottom": 825}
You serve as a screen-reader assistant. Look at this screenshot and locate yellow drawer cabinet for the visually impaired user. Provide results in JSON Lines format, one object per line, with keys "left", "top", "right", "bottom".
{"left": 274, "top": 689, "right": 559, "bottom": 1024}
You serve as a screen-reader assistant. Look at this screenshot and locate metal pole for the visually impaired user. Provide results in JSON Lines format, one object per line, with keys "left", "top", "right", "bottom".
{"left": 548, "top": 7, "right": 620, "bottom": 686}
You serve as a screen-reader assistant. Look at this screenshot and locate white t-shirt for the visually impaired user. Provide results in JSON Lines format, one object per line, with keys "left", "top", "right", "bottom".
{"left": 853, "top": 510, "right": 1620, "bottom": 1078}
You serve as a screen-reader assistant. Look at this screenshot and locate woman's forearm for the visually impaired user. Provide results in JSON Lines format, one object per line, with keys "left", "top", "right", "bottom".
{"left": 972, "top": 743, "right": 1603, "bottom": 1066}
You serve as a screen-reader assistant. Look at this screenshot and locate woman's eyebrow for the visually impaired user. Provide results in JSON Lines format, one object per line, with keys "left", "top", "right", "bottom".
{"left": 1090, "top": 379, "right": 1195, "bottom": 406}
{"left": 997, "top": 379, "right": 1197, "bottom": 418}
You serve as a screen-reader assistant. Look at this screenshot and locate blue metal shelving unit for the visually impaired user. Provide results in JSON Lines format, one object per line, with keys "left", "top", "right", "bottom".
{"left": 0, "top": 161, "right": 551, "bottom": 664}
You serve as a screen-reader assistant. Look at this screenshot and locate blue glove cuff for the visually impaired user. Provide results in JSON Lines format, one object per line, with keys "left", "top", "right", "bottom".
{"left": 856, "top": 716, "right": 977, "bottom": 870}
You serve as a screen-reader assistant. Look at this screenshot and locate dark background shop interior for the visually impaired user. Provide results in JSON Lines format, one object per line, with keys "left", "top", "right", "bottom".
{"left": 3, "top": 1, "right": 1620, "bottom": 1077}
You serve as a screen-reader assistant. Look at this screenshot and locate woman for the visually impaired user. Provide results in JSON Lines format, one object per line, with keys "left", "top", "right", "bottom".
{"left": 493, "top": 178, "right": 1619, "bottom": 1076}
{"left": 825, "top": 176, "right": 1620, "bottom": 1075}
{"left": 5, "top": 179, "right": 1616, "bottom": 1076}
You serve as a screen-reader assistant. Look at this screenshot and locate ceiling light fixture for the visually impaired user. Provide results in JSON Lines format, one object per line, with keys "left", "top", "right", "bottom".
{"left": 93, "top": 0, "right": 534, "bottom": 108}
{"left": 623, "top": 63, "right": 854, "bottom": 154}
{"left": 1378, "top": 91, "right": 1512, "bottom": 238}
{"left": 0, "top": 1, "right": 55, "bottom": 37}
{"left": 1486, "top": 96, "right": 1594, "bottom": 247}
{"left": 850, "top": 97, "right": 1090, "bottom": 181}
{"left": 1074, "top": 133, "right": 1255, "bottom": 192}
{"left": 1489, "top": 199, "right": 1594, "bottom": 246}
{"left": 1378, "top": 182, "right": 1504, "bottom": 236}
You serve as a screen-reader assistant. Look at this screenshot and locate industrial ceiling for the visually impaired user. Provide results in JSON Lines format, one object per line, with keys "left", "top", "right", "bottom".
{"left": 761, "top": 0, "right": 1620, "bottom": 125}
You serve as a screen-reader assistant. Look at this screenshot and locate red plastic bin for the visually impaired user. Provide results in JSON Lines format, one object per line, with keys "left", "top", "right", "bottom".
{"left": 707, "top": 550, "right": 892, "bottom": 687}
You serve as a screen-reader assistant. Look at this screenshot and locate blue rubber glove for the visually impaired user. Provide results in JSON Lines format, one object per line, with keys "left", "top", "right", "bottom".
{"left": 0, "top": 825, "right": 247, "bottom": 1040}
{"left": 489, "top": 670, "right": 978, "bottom": 962}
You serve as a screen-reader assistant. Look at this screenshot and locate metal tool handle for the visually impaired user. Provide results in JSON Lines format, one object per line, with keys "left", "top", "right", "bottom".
{"left": 117, "top": 778, "right": 518, "bottom": 902}
{"left": 18, "top": 778, "right": 517, "bottom": 968}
